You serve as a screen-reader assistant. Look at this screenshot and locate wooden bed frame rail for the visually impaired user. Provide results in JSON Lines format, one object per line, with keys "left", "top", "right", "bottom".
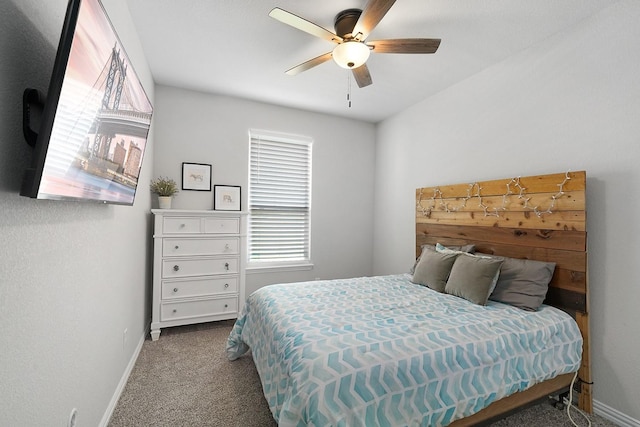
{"left": 415, "top": 171, "right": 591, "bottom": 419}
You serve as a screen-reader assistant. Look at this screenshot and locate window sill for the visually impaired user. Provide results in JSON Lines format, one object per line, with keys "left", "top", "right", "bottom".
{"left": 246, "top": 262, "right": 314, "bottom": 274}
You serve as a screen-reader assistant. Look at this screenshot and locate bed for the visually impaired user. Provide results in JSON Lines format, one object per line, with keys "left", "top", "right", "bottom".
{"left": 227, "top": 171, "right": 591, "bottom": 426}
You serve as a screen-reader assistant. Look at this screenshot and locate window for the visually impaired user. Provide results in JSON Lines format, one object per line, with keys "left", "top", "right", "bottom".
{"left": 248, "top": 130, "right": 312, "bottom": 269}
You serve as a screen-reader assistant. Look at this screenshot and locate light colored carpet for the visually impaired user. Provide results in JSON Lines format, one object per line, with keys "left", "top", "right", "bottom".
{"left": 109, "top": 321, "right": 616, "bottom": 427}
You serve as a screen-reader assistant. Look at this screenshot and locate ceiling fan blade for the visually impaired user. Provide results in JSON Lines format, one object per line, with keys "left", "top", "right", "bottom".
{"left": 352, "top": 0, "right": 397, "bottom": 40}
{"left": 367, "top": 38, "right": 441, "bottom": 54}
{"left": 352, "top": 64, "right": 373, "bottom": 88}
{"left": 269, "top": 8, "right": 343, "bottom": 44}
{"left": 285, "top": 52, "right": 333, "bottom": 76}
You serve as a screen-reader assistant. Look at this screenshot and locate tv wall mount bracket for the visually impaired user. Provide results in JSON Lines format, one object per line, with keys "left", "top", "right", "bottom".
{"left": 23, "top": 88, "right": 44, "bottom": 147}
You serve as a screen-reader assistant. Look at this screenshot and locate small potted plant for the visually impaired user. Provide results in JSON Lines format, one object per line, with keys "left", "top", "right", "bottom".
{"left": 150, "top": 176, "right": 178, "bottom": 209}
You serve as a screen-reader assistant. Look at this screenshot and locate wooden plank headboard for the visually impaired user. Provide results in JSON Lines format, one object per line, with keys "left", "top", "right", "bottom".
{"left": 415, "top": 171, "right": 591, "bottom": 412}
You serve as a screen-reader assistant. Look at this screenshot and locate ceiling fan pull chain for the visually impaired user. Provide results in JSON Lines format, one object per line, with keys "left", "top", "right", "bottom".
{"left": 347, "top": 72, "right": 352, "bottom": 108}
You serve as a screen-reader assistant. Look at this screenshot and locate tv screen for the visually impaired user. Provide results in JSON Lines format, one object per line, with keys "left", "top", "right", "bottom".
{"left": 21, "top": 0, "right": 153, "bottom": 205}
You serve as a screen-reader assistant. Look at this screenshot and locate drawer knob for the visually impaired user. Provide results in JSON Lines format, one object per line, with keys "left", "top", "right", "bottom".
{"left": 224, "top": 262, "right": 229, "bottom": 271}
{"left": 173, "top": 287, "right": 179, "bottom": 293}
{"left": 224, "top": 304, "right": 228, "bottom": 308}
{"left": 174, "top": 245, "right": 179, "bottom": 250}
{"left": 173, "top": 265, "right": 180, "bottom": 272}
{"left": 180, "top": 223, "right": 185, "bottom": 228}
{"left": 172, "top": 309, "right": 177, "bottom": 313}
{"left": 224, "top": 243, "right": 230, "bottom": 251}
{"left": 224, "top": 283, "right": 229, "bottom": 289}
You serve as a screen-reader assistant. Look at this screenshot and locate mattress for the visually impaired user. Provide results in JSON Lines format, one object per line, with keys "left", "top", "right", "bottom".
{"left": 226, "top": 274, "right": 582, "bottom": 426}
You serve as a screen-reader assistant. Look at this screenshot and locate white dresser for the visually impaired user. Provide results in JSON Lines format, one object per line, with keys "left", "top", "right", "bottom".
{"left": 151, "top": 209, "right": 247, "bottom": 341}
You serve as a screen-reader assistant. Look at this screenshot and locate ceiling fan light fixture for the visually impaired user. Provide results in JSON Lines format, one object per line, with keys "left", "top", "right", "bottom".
{"left": 332, "top": 41, "right": 370, "bottom": 69}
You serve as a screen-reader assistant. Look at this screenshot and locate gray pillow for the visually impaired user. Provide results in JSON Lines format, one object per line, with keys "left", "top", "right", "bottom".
{"left": 444, "top": 254, "right": 504, "bottom": 305}
{"left": 488, "top": 257, "right": 556, "bottom": 311}
{"left": 411, "top": 250, "right": 459, "bottom": 292}
{"left": 410, "top": 243, "right": 475, "bottom": 274}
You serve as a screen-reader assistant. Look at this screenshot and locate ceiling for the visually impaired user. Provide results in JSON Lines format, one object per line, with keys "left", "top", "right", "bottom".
{"left": 125, "top": 0, "right": 615, "bottom": 123}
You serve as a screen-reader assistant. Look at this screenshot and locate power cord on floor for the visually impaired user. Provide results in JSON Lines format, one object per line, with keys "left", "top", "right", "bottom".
{"left": 564, "top": 371, "right": 592, "bottom": 427}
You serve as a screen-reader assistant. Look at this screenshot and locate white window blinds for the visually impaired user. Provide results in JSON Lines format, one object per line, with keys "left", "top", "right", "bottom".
{"left": 248, "top": 131, "right": 312, "bottom": 264}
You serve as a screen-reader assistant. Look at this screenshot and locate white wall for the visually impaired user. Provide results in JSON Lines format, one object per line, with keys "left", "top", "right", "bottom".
{"left": 152, "top": 86, "right": 377, "bottom": 294}
{"left": 0, "top": 0, "right": 154, "bottom": 425}
{"left": 373, "top": 0, "right": 640, "bottom": 422}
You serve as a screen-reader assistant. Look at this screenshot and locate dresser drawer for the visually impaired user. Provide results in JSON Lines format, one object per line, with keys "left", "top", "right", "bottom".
{"left": 162, "top": 276, "right": 238, "bottom": 299}
{"left": 163, "top": 217, "right": 201, "bottom": 234}
{"left": 160, "top": 297, "right": 238, "bottom": 321}
{"left": 204, "top": 218, "right": 239, "bottom": 234}
{"left": 162, "top": 257, "right": 239, "bottom": 278}
{"left": 162, "top": 238, "right": 238, "bottom": 257}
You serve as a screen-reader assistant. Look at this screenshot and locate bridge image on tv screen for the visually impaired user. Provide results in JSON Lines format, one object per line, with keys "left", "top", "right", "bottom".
{"left": 39, "top": 0, "right": 152, "bottom": 204}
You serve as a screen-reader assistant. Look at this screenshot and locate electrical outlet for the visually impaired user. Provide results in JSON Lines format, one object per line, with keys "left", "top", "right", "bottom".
{"left": 68, "top": 408, "right": 77, "bottom": 427}
{"left": 123, "top": 328, "right": 128, "bottom": 350}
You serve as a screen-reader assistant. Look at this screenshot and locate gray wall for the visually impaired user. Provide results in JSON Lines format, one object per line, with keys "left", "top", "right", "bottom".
{"left": 373, "top": 0, "right": 640, "bottom": 422}
{"left": 3, "top": 0, "right": 637, "bottom": 424}
{"left": 152, "top": 85, "right": 377, "bottom": 294}
{"left": 0, "top": 0, "right": 154, "bottom": 425}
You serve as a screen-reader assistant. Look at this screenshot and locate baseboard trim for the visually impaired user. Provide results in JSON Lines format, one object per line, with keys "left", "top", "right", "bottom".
{"left": 99, "top": 323, "right": 150, "bottom": 427}
{"left": 594, "top": 399, "right": 640, "bottom": 427}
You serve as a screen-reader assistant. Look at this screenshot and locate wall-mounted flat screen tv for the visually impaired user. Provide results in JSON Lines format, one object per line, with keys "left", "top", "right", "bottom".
{"left": 21, "top": 0, "right": 153, "bottom": 205}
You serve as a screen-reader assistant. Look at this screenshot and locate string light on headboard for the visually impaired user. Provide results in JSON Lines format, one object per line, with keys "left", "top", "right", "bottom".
{"left": 475, "top": 183, "right": 504, "bottom": 218}
{"left": 416, "top": 184, "right": 475, "bottom": 217}
{"left": 530, "top": 171, "right": 571, "bottom": 217}
{"left": 417, "top": 170, "right": 572, "bottom": 218}
{"left": 416, "top": 187, "right": 439, "bottom": 218}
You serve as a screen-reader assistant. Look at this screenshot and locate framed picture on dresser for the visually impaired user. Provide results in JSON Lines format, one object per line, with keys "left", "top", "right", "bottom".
{"left": 214, "top": 185, "right": 241, "bottom": 211}
{"left": 182, "top": 162, "right": 211, "bottom": 191}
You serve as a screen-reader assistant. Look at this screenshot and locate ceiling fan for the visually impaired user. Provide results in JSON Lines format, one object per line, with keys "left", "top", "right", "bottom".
{"left": 269, "top": 0, "right": 441, "bottom": 88}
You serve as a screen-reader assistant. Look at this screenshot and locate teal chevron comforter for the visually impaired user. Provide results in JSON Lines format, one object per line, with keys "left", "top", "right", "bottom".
{"left": 226, "top": 274, "right": 582, "bottom": 426}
